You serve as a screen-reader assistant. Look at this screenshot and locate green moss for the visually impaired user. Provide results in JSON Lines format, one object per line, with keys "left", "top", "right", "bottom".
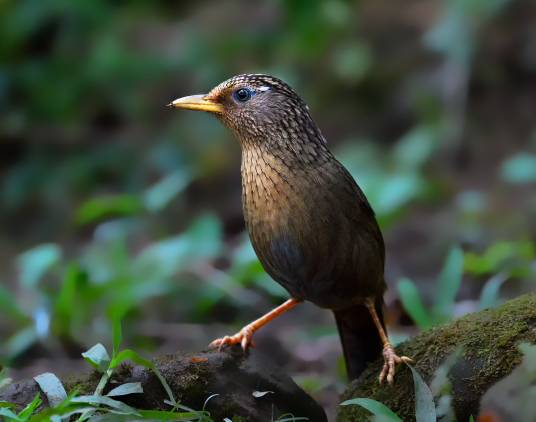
{"left": 338, "top": 294, "right": 536, "bottom": 421}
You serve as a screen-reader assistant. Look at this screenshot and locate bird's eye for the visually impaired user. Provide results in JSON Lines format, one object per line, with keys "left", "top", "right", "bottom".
{"left": 233, "top": 88, "right": 252, "bottom": 102}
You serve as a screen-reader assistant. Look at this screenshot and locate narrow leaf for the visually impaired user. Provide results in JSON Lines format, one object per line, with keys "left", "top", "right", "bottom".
{"left": 433, "top": 247, "right": 464, "bottom": 319}
{"left": 0, "top": 408, "right": 21, "bottom": 421}
{"left": 17, "top": 393, "right": 42, "bottom": 418}
{"left": 75, "top": 195, "right": 144, "bottom": 226}
{"left": 5, "top": 326, "right": 38, "bottom": 362}
{"left": 33, "top": 373, "right": 67, "bottom": 407}
{"left": 70, "top": 395, "right": 139, "bottom": 415}
{"left": 397, "top": 278, "right": 433, "bottom": 329}
{"left": 340, "top": 398, "right": 402, "bottom": 421}
{"left": 143, "top": 170, "right": 191, "bottom": 212}
{"left": 16, "top": 244, "right": 62, "bottom": 288}
{"left": 478, "top": 273, "right": 508, "bottom": 310}
{"left": 106, "top": 382, "right": 143, "bottom": 397}
{"left": 407, "top": 364, "right": 436, "bottom": 422}
{"left": 82, "top": 343, "right": 111, "bottom": 372}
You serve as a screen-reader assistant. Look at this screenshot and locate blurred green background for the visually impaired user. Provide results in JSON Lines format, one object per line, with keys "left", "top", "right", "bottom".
{"left": 1, "top": 0, "right": 535, "bottom": 416}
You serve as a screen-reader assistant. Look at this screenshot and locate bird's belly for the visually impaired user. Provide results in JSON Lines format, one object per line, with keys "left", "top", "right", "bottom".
{"left": 245, "top": 205, "right": 379, "bottom": 310}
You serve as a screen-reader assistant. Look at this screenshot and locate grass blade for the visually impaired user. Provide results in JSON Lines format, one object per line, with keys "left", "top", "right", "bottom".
{"left": 397, "top": 278, "right": 433, "bottom": 329}
{"left": 106, "top": 383, "right": 143, "bottom": 397}
{"left": 433, "top": 247, "right": 463, "bottom": 320}
{"left": 478, "top": 273, "right": 508, "bottom": 310}
{"left": 340, "top": 398, "right": 402, "bottom": 421}
{"left": 407, "top": 364, "right": 436, "bottom": 422}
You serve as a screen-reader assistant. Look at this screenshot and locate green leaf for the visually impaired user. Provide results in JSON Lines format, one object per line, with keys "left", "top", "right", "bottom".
{"left": 0, "top": 408, "right": 21, "bottom": 421}
{"left": 143, "top": 170, "right": 191, "bottom": 212}
{"left": 478, "top": 273, "right": 508, "bottom": 310}
{"left": 70, "top": 395, "right": 139, "bottom": 415}
{"left": 340, "top": 398, "right": 402, "bottom": 421}
{"left": 33, "top": 373, "right": 67, "bottom": 407}
{"left": 501, "top": 152, "right": 536, "bottom": 184}
{"left": 133, "top": 214, "right": 222, "bottom": 281}
{"left": 183, "top": 214, "right": 223, "bottom": 259}
{"left": 397, "top": 278, "right": 433, "bottom": 329}
{"left": 53, "top": 264, "right": 83, "bottom": 337}
{"left": 407, "top": 364, "right": 436, "bottom": 422}
{"left": 106, "top": 382, "right": 143, "bottom": 397}
{"left": 16, "top": 243, "right": 62, "bottom": 288}
{"left": 433, "top": 247, "right": 464, "bottom": 321}
{"left": 82, "top": 343, "right": 111, "bottom": 372}
{"left": 75, "top": 194, "right": 144, "bottom": 226}
{"left": 374, "top": 173, "right": 424, "bottom": 217}
{"left": 464, "top": 240, "right": 535, "bottom": 277}
{"left": 333, "top": 42, "right": 372, "bottom": 84}
{"left": 5, "top": 326, "right": 38, "bottom": 361}
{"left": 394, "top": 126, "right": 437, "bottom": 170}
{"left": 519, "top": 342, "right": 536, "bottom": 372}
{"left": 17, "top": 392, "right": 41, "bottom": 419}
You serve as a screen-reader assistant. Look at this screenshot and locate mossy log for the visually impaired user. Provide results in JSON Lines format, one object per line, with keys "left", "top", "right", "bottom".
{"left": 338, "top": 293, "right": 536, "bottom": 421}
{"left": 0, "top": 347, "right": 327, "bottom": 421}
{"left": 2, "top": 295, "right": 534, "bottom": 421}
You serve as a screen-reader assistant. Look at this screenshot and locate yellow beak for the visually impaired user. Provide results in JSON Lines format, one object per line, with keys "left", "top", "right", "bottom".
{"left": 167, "top": 94, "right": 223, "bottom": 114}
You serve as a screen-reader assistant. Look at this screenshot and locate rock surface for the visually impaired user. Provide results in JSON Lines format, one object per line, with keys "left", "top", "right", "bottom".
{"left": 338, "top": 293, "right": 536, "bottom": 421}
{"left": 0, "top": 347, "right": 327, "bottom": 421}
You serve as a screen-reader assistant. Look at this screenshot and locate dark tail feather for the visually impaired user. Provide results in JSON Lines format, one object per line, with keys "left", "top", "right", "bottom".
{"left": 334, "top": 298, "right": 384, "bottom": 380}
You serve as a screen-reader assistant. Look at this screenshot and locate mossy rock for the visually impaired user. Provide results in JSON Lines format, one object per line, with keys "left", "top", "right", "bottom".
{"left": 1, "top": 347, "right": 327, "bottom": 421}
{"left": 338, "top": 293, "right": 536, "bottom": 421}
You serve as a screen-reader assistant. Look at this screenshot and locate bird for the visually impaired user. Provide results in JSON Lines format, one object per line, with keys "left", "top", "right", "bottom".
{"left": 169, "top": 74, "right": 412, "bottom": 383}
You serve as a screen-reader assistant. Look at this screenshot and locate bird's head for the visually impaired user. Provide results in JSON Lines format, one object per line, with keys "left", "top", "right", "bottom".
{"left": 169, "top": 74, "right": 325, "bottom": 147}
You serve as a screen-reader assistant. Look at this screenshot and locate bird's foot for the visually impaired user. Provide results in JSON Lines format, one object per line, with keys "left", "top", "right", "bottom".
{"left": 379, "top": 343, "right": 413, "bottom": 385}
{"left": 209, "top": 325, "right": 256, "bottom": 352}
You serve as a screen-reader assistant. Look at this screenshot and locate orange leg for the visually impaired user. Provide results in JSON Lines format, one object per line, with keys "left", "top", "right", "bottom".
{"left": 365, "top": 298, "right": 413, "bottom": 385}
{"left": 209, "top": 298, "right": 300, "bottom": 351}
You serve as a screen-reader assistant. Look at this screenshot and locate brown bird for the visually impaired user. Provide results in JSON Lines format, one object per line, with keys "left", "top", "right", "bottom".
{"left": 169, "top": 74, "right": 411, "bottom": 383}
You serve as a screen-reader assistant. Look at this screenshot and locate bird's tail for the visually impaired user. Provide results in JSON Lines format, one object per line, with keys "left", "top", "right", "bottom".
{"left": 334, "top": 298, "right": 384, "bottom": 380}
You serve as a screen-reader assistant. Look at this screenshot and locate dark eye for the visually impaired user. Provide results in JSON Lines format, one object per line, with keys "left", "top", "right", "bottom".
{"left": 233, "top": 88, "right": 252, "bottom": 102}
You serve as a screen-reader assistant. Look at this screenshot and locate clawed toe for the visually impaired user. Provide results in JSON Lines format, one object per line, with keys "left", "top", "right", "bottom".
{"left": 379, "top": 344, "right": 412, "bottom": 385}
{"left": 208, "top": 327, "right": 255, "bottom": 352}
{"left": 209, "top": 335, "right": 232, "bottom": 351}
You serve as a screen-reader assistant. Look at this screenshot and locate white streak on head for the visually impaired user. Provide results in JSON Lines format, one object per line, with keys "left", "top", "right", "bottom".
{"left": 258, "top": 86, "right": 271, "bottom": 92}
